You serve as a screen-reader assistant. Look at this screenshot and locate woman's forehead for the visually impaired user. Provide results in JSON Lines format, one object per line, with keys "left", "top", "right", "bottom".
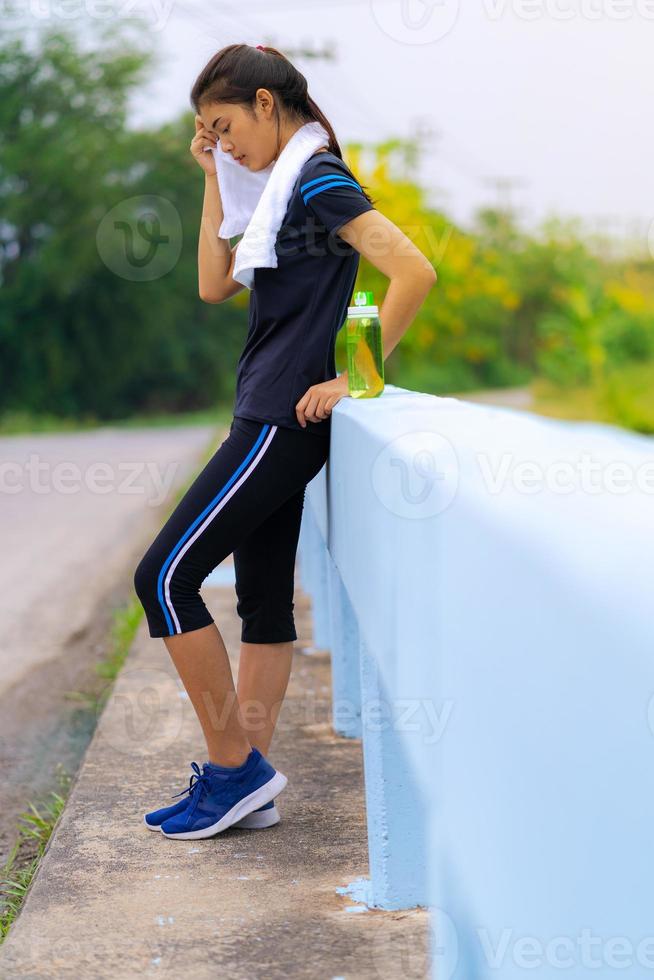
{"left": 200, "top": 103, "right": 230, "bottom": 128}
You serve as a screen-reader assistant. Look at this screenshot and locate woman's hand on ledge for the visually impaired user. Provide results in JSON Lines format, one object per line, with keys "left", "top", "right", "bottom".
{"left": 295, "top": 374, "right": 349, "bottom": 428}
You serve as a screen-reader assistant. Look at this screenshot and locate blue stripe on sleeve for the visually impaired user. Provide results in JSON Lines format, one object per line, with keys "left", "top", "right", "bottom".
{"left": 300, "top": 173, "right": 362, "bottom": 194}
{"left": 301, "top": 176, "right": 364, "bottom": 205}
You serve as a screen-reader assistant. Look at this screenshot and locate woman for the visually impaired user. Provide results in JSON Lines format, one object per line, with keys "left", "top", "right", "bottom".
{"left": 134, "top": 43, "right": 437, "bottom": 841}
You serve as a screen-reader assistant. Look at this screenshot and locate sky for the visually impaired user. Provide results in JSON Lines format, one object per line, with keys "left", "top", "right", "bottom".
{"left": 122, "top": 0, "right": 653, "bottom": 248}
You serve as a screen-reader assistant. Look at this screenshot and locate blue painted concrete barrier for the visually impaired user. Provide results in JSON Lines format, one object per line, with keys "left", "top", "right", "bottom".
{"left": 297, "top": 382, "right": 654, "bottom": 978}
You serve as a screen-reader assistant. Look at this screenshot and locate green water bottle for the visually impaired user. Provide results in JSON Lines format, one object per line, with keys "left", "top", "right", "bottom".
{"left": 345, "top": 290, "right": 385, "bottom": 398}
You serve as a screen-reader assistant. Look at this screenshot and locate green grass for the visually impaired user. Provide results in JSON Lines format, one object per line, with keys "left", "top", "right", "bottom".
{"left": 0, "top": 403, "right": 235, "bottom": 436}
{"left": 0, "top": 768, "right": 71, "bottom": 941}
{"left": 61, "top": 594, "right": 145, "bottom": 717}
{"left": 532, "top": 361, "right": 654, "bottom": 435}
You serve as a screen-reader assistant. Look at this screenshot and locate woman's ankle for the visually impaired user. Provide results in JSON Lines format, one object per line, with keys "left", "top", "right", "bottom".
{"left": 207, "top": 742, "right": 252, "bottom": 768}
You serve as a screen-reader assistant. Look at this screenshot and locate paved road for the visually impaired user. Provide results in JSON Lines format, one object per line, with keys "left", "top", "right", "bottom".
{"left": 452, "top": 384, "right": 533, "bottom": 410}
{"left": 0, "top": 424, "right": 219, "bottom": 697}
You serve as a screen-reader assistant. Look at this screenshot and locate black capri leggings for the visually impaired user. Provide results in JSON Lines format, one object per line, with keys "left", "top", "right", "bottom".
{"left": 133, "top": 417, "right": 330, "bottom": 642}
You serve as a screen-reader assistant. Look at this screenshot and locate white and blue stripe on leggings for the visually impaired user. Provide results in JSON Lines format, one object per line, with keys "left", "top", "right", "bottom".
{"left": 156, "top": 423, "right": 278, "bottom": 635}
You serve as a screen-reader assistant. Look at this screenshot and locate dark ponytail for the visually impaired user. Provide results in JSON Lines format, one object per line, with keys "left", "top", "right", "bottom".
{"left": 189, "top": 43, "right": 374, "bottom": 206}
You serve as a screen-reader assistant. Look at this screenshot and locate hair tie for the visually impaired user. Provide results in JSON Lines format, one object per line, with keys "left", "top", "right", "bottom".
{"left": 255, "top": 44, "right": 265, "bottom": 50}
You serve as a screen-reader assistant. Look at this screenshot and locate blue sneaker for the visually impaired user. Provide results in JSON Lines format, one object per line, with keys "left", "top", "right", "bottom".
{"left": 143, "top": 761, "right": 207, "bottom": 831}
{"left": 143, "top": 761, "right": 282, "bottom": 832}
{"left": 160, "top": 747, "right": 287, "bottom": 840}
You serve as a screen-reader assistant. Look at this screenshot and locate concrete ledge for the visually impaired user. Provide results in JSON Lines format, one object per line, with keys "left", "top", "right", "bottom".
{"left": 0, "top": 563, "right": 428, "bottom": 978}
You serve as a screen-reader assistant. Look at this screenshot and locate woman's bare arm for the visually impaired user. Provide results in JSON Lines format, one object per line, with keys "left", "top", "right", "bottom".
{"left": 336, "top": 209, "right": 437, "bottom": 367}
{"left": 189, "top": 113, "right": 245, "bottom": 303}
{"left": 198, "top": 172, "right": 247, "bottom": 304}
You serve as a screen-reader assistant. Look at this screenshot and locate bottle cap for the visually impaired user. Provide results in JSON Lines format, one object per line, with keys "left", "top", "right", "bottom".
{"left": 348, "top": 289, "right": 378, "bottom": 317}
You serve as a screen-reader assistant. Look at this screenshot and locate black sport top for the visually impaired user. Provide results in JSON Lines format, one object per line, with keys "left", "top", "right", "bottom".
{"left": 231, "top": 149, "right": 375, "bottom": 438}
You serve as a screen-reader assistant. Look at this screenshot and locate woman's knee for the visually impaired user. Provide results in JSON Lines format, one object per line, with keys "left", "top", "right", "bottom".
{"left": 134, "top": 542, "right": 207, "bottom": 611}
{"left": 133, "top": 550, "right": 157, "bottom": 605}
{"left": 133, "top": 554, "right": 146, "bottom": 598}
{"left": 133, "top": 551, "right": 213, "bottom": 638}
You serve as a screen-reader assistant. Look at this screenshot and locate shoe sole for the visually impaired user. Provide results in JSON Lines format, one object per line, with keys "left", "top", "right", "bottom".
{"left": 144, "top": 802, "right": 281, "bottom": 832}
{"left": 160, "top": 770, "right": 287, "bottom": 840}
{"left": 233, "top": 803, "right": 280, "bottom": 829}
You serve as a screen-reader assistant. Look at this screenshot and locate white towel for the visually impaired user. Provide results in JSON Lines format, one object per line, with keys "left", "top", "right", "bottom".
{"left": 206, "top": 120, "right": 330, "bottom": 289}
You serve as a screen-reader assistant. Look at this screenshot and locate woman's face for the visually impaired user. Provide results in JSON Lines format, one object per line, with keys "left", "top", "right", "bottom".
{"left": 198, "top": 91, "right": 279, "bottom": 172}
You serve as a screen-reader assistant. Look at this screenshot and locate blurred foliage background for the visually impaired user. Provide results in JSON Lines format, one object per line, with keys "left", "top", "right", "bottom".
{"left": 2, "top": 25, "right": 654, "bottom": 434}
